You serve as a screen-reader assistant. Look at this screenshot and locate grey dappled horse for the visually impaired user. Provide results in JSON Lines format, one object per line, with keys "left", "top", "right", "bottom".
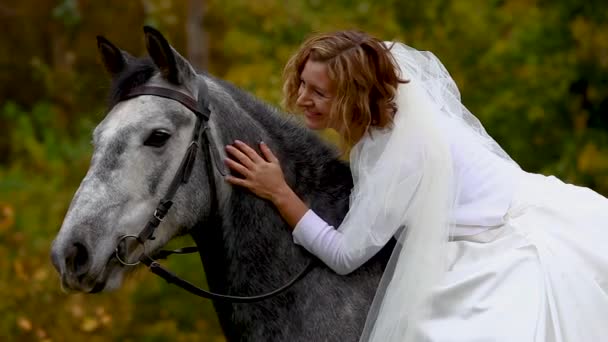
{"left": 50, "top": 27, "right": 393, "bottom": 341}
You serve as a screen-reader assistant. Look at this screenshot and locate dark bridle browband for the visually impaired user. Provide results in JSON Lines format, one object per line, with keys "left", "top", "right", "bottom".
{"left": 114, "top": 81, "right": 313, "bottom": 303}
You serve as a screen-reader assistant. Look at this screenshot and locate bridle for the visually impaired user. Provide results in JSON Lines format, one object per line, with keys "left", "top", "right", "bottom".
{"left": 113, "top": 80, "right": 313, "bottom": 303}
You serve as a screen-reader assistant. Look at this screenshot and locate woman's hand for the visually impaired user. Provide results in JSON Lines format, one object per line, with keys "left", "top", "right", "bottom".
{"left": 224, "top": 140, "right": 289, "bottom": 202}
{"left": 225, "top": 140, "right": 310, "bottom": 228}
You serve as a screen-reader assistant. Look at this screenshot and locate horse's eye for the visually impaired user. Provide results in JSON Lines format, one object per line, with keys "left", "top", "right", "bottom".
{"left": 144, "top": 130, "right": 171, "bottom": 147}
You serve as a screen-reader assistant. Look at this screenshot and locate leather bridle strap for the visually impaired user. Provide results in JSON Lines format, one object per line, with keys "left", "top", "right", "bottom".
{"left": 120, "top": 86, "right": 208, "bottom": 243}
{"left": 140, "top": 254, "right": 316, "bottom": 303}
{"left": 125, "top": 86, "right": 210, "bottom": 120}
{"left": 116, "top": 82, "right": 314, "bottom": 303}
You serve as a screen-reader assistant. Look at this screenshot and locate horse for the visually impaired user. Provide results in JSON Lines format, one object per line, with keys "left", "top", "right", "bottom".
{"left": 50, "top": 27, "right": 393, "bottom": 341}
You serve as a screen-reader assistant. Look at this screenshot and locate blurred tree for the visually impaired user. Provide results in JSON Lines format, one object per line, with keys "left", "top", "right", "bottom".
{"left": 187, "top": 0, "right": 209, "bottom": 71}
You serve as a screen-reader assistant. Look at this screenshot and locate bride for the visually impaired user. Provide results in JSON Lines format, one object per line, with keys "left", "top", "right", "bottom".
{"left": 223, "top": 30, "right": 608, "bottom": 341}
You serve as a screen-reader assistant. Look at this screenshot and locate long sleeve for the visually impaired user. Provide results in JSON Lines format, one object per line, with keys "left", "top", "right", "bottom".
{"left": 291, "top": 124, "right": 424, "bottom": 275}
{"left": 292, "top": 209, "right": 384, "bottom": 275}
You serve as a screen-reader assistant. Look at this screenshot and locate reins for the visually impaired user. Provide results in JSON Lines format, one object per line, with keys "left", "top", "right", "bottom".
{"left": 114, "top": 81, "right": 314, "bottom": 303}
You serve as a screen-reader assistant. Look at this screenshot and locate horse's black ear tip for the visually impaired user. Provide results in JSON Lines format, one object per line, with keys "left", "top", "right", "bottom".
{"left": 143, "top": 25, "right": 160, "bottom": 36}
{"left": 96, "top": 36, "right": 116, "bottom": 54}
{"left": 96, "top": 35, "right": 107, "bottom": 46}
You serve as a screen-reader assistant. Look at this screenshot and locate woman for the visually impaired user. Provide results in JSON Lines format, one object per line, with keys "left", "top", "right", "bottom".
{"left": 224, "top": 30, "right": 608, "bottom": 341}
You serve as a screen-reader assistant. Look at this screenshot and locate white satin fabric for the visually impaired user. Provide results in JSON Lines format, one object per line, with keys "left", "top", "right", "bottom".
{"left": 416, "top": 171, "right": 608, "bottom": 341}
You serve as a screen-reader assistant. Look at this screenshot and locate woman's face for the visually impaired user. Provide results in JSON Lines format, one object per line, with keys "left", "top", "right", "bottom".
{"left": 296, "top": 60, "right": 335, "bottom": 130}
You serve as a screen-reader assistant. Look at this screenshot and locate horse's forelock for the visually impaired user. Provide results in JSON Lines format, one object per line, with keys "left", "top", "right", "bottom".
{"left": 108, "top": 57, "right": 156, "bottom": 109}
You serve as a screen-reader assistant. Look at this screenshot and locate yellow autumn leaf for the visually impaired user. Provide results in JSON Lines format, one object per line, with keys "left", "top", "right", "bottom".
{"left": 36, "top": 328, "right": 48, "bottom": 339}
{"left": 70, "top": 304, "right": 84, "bottom": 318}
{"left": 80, "top": 317, "right": 99, "bottom": 332}
{"left": 14, "top": 260, "right": 28, "bottom": 281}
{"left": 100, "top": 314, "right": 112, "bottom": 326}
{"left": 0, "top": 203, "right": 15, "bottom": 233}
{"left": 17, "top": 317, "right": 32, "bottom": 332}
{"left": 33, "top": 267, "right": 49, "bottom": 282}
{"left": 578, "top": 143, "right": 608, "bottom": 174}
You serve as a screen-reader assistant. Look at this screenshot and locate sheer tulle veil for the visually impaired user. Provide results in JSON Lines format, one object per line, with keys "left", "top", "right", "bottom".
{"left": 338, "top": 43, "right": 516, "bottom": 341}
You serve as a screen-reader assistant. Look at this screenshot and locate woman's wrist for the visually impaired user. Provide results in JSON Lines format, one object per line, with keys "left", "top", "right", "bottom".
{"left": 271, "top": 183, "right": 294, "bottom": 206}
{"left": 270, "top": 184, "right": 309, "bottom": 229}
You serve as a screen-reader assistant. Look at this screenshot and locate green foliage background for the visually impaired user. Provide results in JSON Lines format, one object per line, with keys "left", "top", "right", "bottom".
{"left": 1, "top": 0, "right": 607, "bottom": 340}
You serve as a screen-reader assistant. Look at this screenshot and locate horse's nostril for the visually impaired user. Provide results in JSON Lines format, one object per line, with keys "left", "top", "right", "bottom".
{"left": 66, "top": 242, "right": 90, "bottom": 276}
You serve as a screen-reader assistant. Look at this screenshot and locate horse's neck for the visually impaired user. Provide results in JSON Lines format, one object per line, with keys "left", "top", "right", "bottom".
{"left": 192, "top": 147, "right": 349, "bottom": 337}
{"left": 195, "top": 77, "right": 352, "bottom": 301}
{"left": 197, "top": 127, "right": 350, "bottom": 288}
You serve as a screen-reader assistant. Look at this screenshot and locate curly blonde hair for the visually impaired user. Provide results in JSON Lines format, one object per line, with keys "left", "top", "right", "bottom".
{"left": 282, "top": 30, "right": 408, "bottom": 149}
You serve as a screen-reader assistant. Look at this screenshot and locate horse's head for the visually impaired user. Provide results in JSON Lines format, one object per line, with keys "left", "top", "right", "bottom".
{"left": 51, "top": 27, "right": 215, "bottom": 292}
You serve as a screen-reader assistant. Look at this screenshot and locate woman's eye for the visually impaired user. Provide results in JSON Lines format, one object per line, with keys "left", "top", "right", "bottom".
{"left": 144, "top": 130, "right": 171, "bottom": 147}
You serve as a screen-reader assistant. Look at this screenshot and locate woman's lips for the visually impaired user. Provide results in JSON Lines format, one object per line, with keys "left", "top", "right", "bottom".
{"left": 305, "top": 110, "right": 322, "bottom": 118}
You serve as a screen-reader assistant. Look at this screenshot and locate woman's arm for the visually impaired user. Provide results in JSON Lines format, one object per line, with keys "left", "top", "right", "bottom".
{"left": 224, "top": 141, "right": 379, "bottom": 274}
{"left": 292, "top": 210, "right": 382, "bottom": 275}
{"left": 270, "top": 184, "right": 310, "bottom": 228}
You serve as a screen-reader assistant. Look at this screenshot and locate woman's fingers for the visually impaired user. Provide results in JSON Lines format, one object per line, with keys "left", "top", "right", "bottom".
{"left": 225, "top": 144, "right": 255, "bottom": 169}
{"left": 225, "top": 175, "right": 250, "bottom": 188}
{"left": 233, "top": 140, "right": 264, "bottom": 163}
{"left": 260, "top": 142, "right": 279, "bottom": 163}
{"left": 224, "top": 157, "right": 251, "bottom": 177}
{"left": 223, "top": 141, "right": 287, "bottom": 201}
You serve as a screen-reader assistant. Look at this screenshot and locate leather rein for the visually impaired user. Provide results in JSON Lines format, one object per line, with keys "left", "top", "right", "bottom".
{"left": 114, "top": 81, "right": 313, "bottom": 303}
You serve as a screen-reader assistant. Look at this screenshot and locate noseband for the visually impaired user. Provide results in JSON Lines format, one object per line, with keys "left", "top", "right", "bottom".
{"left": 114, "top": 80, "right": 313, "bottom": 303}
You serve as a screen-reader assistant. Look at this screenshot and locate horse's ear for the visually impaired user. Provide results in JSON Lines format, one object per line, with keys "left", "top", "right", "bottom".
{"left": 143, "top": 26, "right": 195, "bottom": 85}
{"left": 97, "top": 36, "right": 127, "bottom": 76}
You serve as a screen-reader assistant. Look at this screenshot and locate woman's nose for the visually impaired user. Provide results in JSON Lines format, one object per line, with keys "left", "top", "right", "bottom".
{"left": 296, "top": 90, "right": 311, "bottom": 107}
